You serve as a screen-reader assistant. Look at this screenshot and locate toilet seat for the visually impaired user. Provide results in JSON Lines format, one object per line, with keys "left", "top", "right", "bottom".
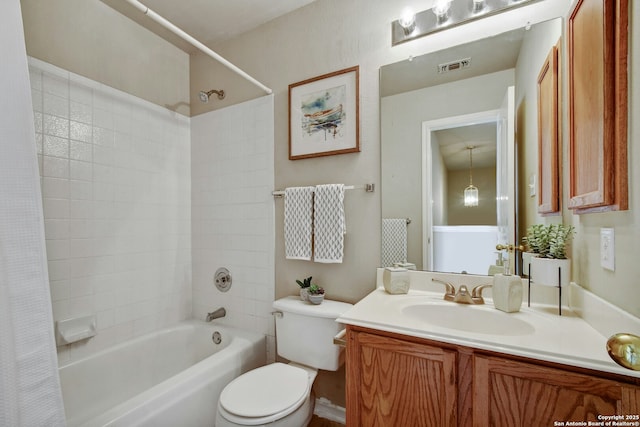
{"left": 219, "top": 363, "right": 310, "bottom": 425}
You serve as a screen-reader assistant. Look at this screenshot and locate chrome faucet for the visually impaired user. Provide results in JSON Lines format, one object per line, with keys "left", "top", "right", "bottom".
{"left": 431, "top": 278, "right": 492, "bottom": 305}
{"left": 206, "top": 307, "right": 226, "bottom": 322}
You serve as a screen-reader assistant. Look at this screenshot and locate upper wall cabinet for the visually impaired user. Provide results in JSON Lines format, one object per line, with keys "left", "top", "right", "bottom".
{"left": 568, "top": 0, "right": 629, "bottom": 213}
{"left": 537, "top": 40, "right": 561, "bottom": 215}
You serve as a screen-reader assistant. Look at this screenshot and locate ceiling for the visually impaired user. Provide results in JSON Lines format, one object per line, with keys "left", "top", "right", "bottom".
{"left": 380, "top": 25, "right": 526, "bottom": 98}
{"left": 434, "top": 122, "right": 497, "bottom": 171}
{"left": 101, "top": 0, "right": 318, "bottom": 52}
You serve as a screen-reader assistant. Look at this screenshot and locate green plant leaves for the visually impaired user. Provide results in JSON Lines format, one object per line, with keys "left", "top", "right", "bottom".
{"left": 523, "top": 224, "right": 575, "bottom": 259}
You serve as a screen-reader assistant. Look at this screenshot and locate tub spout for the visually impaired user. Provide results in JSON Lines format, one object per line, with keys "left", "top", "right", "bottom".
{"left": 206, "top": 307, "right": 226, "bottom": 322}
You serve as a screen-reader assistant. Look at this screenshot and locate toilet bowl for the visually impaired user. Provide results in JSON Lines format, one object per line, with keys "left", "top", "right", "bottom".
{"left": 215, "top": 363, "right": 316, "bottom": 427}
{"left": 215, "top": 296, "right": 353, "bottom": 427}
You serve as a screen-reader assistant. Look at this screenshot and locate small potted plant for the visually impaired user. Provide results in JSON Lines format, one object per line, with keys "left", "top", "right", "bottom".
{"left": 527, "top": 224, "right": 575, "bottom": 287}
{"left": 307, "top": 284, "right": 325, "bottom": 305}
{"left": 296, "top": 276, "right": 313, "bottom": 301}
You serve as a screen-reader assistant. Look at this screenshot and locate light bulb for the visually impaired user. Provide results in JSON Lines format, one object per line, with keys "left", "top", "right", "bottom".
{"left": 399, "top": 7, "right": 416, "bottom": 34}
{"left": 473, "top": 0, "right": 486, "bottom": 13}
{"left": 433, "top": 0, "right": 452, "bottom": 23}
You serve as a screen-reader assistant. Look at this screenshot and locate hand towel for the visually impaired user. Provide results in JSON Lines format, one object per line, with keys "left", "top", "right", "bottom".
{"left": 284, "top": 186, "right": 314, "bottom": 260}
{"left": 382, "top": 218, "right": 407, "bottom": 267}
{"left": 313, "top": 184, "right": 345, "bottom": 263}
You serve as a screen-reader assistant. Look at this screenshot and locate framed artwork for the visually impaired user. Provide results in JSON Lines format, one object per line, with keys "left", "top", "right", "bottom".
{"left": 288, "top": 66, "right": 359, "bottom": 160}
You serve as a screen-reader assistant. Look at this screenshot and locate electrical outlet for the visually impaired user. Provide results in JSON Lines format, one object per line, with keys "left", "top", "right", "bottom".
{"left": 600, "top": 228, "right": 615, "bottom": 271}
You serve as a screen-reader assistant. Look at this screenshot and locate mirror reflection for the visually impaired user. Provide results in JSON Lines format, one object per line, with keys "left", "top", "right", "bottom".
{"left": 380, "top": 18, "right": 563, "bottom": 276}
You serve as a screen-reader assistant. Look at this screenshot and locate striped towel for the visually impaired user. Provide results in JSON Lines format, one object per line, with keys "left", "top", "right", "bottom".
{"left": 284, "top": 186, "right": 314, "bottom": 260}
{"left": 313, "top": 184, "right": 345, "bottom": 263}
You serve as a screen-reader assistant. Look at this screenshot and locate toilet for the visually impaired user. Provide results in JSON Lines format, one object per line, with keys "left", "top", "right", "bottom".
{"left": 215, "top": 296, "right": 353, "bottom": 427}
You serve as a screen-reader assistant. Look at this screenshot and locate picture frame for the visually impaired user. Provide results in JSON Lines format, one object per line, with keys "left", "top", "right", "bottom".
{"left": 288, "top": 66, "right": 359, "bottom": 160}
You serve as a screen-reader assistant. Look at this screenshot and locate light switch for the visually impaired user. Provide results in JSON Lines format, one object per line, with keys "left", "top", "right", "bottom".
{"left": 529, "top": 174, "right": 536, "bottom": 197}
{"left": 600, "top": 228, "right": 615, "bottom": 271}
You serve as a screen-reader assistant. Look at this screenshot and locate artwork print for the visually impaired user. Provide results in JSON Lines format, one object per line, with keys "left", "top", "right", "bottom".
{"left": 300, "top": 85, "right": 346, "bottom": 142}
{"left": 289, "top": 66, "right": 359, "bottom": 160}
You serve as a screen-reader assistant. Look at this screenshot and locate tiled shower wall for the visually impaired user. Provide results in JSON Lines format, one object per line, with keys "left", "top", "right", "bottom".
{"left": 191, "top": 95, "right": 275, "bottom": 362}
{"left": 29, "top": 58, "right": 192, "bottom": 364}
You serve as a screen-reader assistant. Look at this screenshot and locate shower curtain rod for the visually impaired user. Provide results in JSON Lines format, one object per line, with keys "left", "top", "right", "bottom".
{"left": 124, "top": 0, "right": 273, "bottom": 95}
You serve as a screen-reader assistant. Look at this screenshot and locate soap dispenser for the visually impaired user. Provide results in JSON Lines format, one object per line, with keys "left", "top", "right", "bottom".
{"left": 487, "top": 252, "right": 504, "bottom": 276}
{"left": 492, "top": 259, "right": 523, "bottom": 313}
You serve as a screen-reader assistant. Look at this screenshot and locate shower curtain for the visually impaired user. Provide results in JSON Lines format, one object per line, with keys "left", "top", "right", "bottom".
{"left": 0, "top": 0, "right": 66, "bottom": 425}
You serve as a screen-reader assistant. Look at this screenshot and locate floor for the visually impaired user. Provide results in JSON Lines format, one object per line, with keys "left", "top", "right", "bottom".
{"left": 308, "top": 414, "right": 344, "bottom": 427}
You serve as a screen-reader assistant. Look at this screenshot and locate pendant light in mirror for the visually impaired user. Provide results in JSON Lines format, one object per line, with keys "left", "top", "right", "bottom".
{"left": 464, "top": 146, "right": 479, "bottom": 207}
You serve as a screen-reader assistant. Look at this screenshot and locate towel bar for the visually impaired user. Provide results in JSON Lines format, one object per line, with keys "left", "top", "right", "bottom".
{"left": 272, "top": 183, "right": 374, "bottom": 198}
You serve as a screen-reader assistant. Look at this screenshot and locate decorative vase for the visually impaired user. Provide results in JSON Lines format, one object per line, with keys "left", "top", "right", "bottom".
{"left": 530, "top": 257, "right": 571, "bottom": 287}
{"left": 521, "top": 252, "right": 539, "bottom": 276}
{"left": 308, "top": 294, "right": 324, "bottom": 305}
{"left": 299, "top": 288, "right": 309, "bottom": 301}
{"left": 382, "top": 267, "right": 410, "bottom": 294}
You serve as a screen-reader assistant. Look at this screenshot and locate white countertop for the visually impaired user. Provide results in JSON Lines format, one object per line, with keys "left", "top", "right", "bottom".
{"left": 337, "top": 282, "right": 640, "bottom": 380}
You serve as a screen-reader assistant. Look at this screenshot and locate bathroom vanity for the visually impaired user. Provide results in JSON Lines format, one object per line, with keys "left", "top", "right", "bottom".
{"left": 338, "top": 271, "right": 640, "bottom": 427}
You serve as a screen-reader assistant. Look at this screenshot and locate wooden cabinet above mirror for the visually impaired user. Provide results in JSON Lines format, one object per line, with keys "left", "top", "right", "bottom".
{"left": 568, "top": 0, "right": 629, "bottom": 213}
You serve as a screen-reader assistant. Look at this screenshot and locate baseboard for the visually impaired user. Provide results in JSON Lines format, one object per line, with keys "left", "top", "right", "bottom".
{"left": 314, "top": 397, "right": 346, "bottom": 424}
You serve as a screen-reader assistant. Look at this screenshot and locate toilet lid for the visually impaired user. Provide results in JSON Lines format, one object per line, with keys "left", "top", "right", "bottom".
{"left": 219, "top": 363, "right": 309, "bottom": 418}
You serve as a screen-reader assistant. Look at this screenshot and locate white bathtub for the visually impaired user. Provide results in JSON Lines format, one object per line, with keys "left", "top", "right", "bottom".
{"left": 59, "top": 320, "right": 266, "bottom": 427}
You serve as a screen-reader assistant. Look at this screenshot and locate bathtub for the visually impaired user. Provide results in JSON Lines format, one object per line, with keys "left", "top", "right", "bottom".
{"left": 59, "top": 320, "right": 266, "bottom": 427}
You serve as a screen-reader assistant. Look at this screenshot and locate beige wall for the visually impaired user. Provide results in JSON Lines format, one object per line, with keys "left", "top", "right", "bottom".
{"left": 188, "top": 0, "right": 575, "bottom": 303}
{"left": 21, "top": 0, "right": 190, "bottom": 115}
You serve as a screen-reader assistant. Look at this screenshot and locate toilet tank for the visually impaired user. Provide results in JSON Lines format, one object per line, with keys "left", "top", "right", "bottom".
{"left": 273, "top": 296, "right": 353, "bottom": 371}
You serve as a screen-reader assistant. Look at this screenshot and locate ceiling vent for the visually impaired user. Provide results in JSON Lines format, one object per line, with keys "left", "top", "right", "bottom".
{"left": 438, "top": 57, "right": 472, "bottom": 73}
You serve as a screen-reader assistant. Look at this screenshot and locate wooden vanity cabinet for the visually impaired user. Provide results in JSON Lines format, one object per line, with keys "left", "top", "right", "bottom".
{"left": 474, "top": 355, "right": 640, "bottom": 427}
{"left": 345, "top": 325, "right": 640, "bottom": 427}
{"left": 345, "top": 329, "right": 459, "bottom": 426}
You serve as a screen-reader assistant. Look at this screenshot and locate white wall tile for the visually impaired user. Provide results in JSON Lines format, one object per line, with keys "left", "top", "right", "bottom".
{"left": 31, "top": 60, "right": 191, "bottom": 365}
{"left": 191, "top": 95, "right": 275, "bottom": 362}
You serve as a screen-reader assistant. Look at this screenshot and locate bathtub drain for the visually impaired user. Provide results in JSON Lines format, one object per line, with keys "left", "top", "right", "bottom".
{"left": 212, "top": 331, "right": 222, "bottom": 345}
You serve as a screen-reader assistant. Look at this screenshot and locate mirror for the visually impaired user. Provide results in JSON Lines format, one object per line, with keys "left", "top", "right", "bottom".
{"left": 380, "top": 18, "right": 563, "bottom": 275}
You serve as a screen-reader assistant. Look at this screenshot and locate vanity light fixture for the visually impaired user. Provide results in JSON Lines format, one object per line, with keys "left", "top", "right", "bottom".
{"left": 464, "top": 146, "right": 479, "bottom": 207}
{"left": 392, "top": 0, "right": 543, "bottom": 46}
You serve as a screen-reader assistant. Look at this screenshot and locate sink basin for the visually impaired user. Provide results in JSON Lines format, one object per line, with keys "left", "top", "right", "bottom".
{"left": 402, "top": 303, "right": 535, "bottom": 336}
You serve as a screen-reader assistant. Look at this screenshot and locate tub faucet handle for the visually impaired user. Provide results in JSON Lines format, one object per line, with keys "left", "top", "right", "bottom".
{"left": 206, "top": 307, "right": 226, "bottom": 322}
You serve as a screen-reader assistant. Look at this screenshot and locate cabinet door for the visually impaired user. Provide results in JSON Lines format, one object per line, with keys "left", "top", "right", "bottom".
{"left": 473, "top": 355, "right": 634, "bottom": 427}
{"left": 567, "top": 0, "right": 628, "bottom": 212}
{"left": 537, "top": 41, "right": 560, "bottom": 214}
{"left": 346, "top": 330, "right": 457, "bottom": 427}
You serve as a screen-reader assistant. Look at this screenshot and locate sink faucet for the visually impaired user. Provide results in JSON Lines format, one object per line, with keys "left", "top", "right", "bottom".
{"left": 206, "top": 307, "right": 226, "bottom": 322}
{"left": 453, "top": 285, "right": 474, "bottom": 304}
{"left": 432, "top": 278, "right": 492, "bottom": 305}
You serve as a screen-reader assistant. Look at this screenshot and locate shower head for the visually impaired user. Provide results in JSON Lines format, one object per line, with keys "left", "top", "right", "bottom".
{"left": 198, "top": 89, "right": 225, "bottom": 103}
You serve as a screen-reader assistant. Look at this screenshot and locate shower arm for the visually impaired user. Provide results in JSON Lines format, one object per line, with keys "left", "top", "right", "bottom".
{"left": 124, "top": 0, "right": 273, "bottom": 95}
